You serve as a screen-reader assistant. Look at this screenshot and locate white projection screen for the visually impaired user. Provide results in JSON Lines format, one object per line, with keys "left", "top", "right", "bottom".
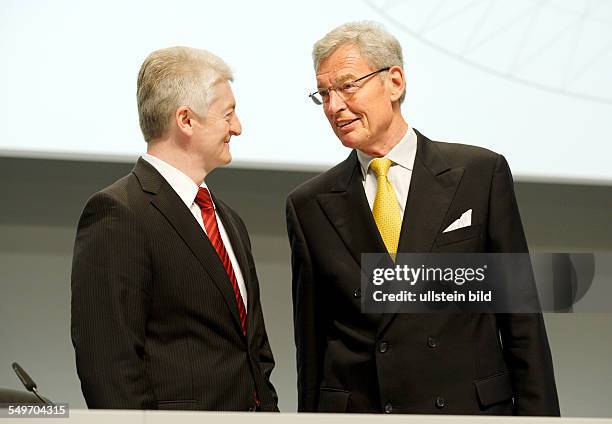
{"left": 1, "top": 0, "right": 611, "bottom": 184}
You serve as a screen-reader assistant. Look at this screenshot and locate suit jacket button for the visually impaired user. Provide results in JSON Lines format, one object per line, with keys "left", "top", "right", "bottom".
{"left": 427, "top": 337, "right": 438, "bottom": 348}
{"left": 378, "top": 341, "right": 388, "bottom": 353}
{"left": 435, "top": 396, "right": 446, "bottom": 409}
{"left": 353, "top": 288, "right": 361, "bottom": 299}
{"left": 384, "top": 403, "right": 393, "bottom": 414}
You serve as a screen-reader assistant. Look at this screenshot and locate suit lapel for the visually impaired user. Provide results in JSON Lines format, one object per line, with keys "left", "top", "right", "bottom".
{"left": 316, "top": 151, "right": 387, "bottom": 268}
{"left": 397, "top": 131, "right": 464, "bottom": 253}
{"left": 377, "top": 130, "right": 465, "bottom": 335}
{"left": 132, "top": 159, "right": 245, "bottom": 337}
{"left": 213, "top": 198, "right": 256, "bottom": 337}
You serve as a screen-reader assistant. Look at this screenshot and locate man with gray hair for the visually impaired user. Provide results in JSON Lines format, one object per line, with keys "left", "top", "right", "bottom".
{"left": 287, "top": 21, "right": 559, "bottom": 415}
{"left": 71, "top": 46, "right": 278, "bottom": 411}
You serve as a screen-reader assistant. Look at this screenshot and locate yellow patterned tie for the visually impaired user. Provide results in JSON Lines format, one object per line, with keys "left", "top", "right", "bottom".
{"left": 370, "top": 158, "right": 402, "bottom": 255}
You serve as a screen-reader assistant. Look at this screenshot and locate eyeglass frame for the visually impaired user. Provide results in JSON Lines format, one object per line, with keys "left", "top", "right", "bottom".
{"left": 308, "top": 67, "right": 391, "bottom": 105}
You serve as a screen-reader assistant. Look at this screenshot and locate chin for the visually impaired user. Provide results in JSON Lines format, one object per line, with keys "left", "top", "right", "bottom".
{"left": 218, "top": 144, "right": 232, "bottom": 165}
{"left": 338, "top": 134, "right": 363, "bottom": 150}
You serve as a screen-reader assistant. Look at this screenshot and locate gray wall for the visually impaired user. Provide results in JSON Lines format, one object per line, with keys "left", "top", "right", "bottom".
{"left": 0, "top": 157, "right": 611, "bottom": 416}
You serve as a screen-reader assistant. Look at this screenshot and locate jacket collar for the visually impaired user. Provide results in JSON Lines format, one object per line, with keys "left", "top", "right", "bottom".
{"left": 132, "top": 158, "right": 249, "bottom": 338}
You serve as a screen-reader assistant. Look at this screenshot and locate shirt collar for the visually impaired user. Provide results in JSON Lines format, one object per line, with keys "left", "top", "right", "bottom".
{"left": 356, "top": 126, "right": 417, "bottom": 180}
{"left": 141, "top": 153, "right": 211, "bottom": 209}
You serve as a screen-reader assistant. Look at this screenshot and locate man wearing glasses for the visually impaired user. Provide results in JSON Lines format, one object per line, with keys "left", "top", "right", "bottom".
{"left": 286, "top": 21, "right": 559, "bottom": 415}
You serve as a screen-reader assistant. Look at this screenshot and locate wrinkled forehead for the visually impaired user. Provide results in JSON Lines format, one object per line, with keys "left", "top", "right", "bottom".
{"left": 315, "top": 46, "right": 372, "bottom": 86}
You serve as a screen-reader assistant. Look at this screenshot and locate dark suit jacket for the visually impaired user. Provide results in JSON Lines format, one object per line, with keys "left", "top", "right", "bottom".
{"left": 71, "top": 158, "right": 278, "bottom": 411}
{"left": 286, "top": 130, "right": 560, "bottom": 415}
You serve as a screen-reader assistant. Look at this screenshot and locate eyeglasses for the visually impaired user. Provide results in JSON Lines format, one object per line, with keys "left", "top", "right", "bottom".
{"left": 309, "top": 67, "right": 390, "bottom": 105}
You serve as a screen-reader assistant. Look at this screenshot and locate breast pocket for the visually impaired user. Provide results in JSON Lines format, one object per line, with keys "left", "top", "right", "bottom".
{"left": 436, "top": 224, "right": 482, "bottom": 247}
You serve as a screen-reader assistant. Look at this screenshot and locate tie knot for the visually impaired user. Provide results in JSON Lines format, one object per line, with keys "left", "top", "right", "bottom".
{"left": 369, "top": 158, "right": 393, "bottom": 178}
{"left": 194, "top": 187, "right": 213, "bottom": 210}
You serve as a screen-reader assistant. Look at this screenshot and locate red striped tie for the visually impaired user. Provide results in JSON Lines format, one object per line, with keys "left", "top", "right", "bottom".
{"left": 195, "top": 187, "right": 247, "bottom": 336}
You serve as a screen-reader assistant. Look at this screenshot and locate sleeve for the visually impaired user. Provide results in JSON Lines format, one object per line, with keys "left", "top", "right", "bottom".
{"left": 488, "top": 155, "right": 561, "bottom": 416}
{"left": 286, "top": 195, "right": 327, "bottom": 412}
{"left": 231, "top": 210, "right": 278, "bottom": 411}
{"left": 70, "top": 192, "right": 156, "bottom": 409}
{"left": 252, "top": 292, "right": 279, "bottom": 410}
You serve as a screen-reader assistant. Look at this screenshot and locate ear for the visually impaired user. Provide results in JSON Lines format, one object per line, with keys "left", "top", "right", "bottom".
{"left": 175, "top": 106, "right": 195, "bottom": 137}
{"left": 387, "top": 65, "right": 405, "bottom": 103}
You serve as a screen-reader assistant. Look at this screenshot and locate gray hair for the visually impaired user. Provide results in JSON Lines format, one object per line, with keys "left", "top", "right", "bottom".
{"left": 137, "top": 46, "right": 233, "bottom": 142}
{"left": 312, "top": 21, "right": 405, "bottom": 103}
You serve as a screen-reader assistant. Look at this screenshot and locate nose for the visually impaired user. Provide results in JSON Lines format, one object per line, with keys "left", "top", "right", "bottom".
{"left": 326, "top": 89, "right": 346, "bottom": 115}
{"left": 230, "top": 113, "right": 242, "bottom": 136}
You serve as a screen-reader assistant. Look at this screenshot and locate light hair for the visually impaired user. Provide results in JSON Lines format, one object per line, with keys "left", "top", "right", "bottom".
{"left": 137, "top": 46, "right": 233, "bottom": 142}
{"left": 312, "top": 21, "right": 406, "bottom": 103}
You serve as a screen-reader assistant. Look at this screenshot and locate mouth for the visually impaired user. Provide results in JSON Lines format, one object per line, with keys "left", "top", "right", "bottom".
{"left": 336, "top": 118, "right": 359, "bottom": 128}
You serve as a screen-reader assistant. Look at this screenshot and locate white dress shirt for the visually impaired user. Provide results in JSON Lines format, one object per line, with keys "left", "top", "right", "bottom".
{"left": 356, "top": 126, "right": 418, "bottom": 218}
{"left": 141, "top": 153, "right": 248, "bottom": 308}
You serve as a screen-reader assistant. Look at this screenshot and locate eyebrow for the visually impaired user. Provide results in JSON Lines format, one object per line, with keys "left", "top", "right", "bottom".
{"left": 335, "top": 73, "right": 358, "bottom": 83}
{"left": 316, "top": 73, "right": 358, "bottom": 90}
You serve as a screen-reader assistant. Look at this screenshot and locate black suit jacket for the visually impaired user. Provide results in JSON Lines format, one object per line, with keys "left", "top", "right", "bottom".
{"left": 71, "top": 158, "right": 277, "bottom": 411}
{"left": 286, "top": 130, "right": 560, "bottom": 415}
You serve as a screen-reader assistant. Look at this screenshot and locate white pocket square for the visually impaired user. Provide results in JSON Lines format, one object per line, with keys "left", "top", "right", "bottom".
{"left": 443, "top": 209, "right": 472, "bottom": 233}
